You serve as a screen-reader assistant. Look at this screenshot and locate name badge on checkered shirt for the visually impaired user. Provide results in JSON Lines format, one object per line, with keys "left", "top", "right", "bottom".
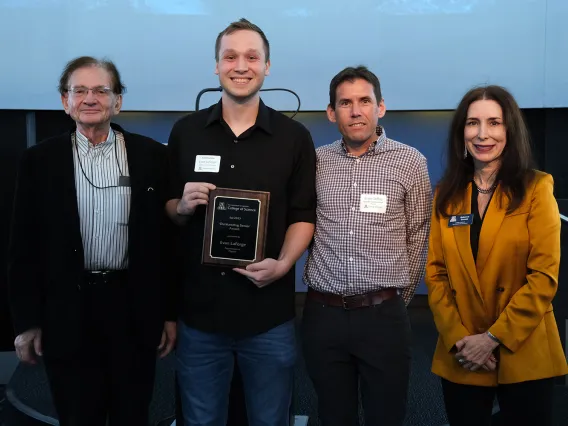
{"left": 360, "top": 194, "right": 387, "bottom": 213}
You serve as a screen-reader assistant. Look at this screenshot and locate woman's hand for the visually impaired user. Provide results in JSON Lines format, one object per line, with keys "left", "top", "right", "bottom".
{"left": 455, "top": 333, "right": 499, "bottom": 371}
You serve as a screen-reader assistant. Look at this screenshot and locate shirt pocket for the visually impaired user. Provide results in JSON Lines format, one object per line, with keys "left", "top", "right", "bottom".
{"left": 105, "top": 187, "right": 131, "bottom": 226}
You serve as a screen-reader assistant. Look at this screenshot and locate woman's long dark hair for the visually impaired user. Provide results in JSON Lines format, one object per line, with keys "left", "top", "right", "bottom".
{"left": 436, "top": 85, "right": 535, "bottom": 217}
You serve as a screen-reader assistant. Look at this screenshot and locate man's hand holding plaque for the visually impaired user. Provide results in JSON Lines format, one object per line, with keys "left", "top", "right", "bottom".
{"left": 232, "top": 257, "right": 291, "bottom": 288}
{"left": 177, "top": 182, "right": 217, "bottom": 216}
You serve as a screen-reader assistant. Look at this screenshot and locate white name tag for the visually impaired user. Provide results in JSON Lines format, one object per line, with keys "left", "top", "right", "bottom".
{"left": 194, "top": 155, "right": 221, "bottom": 173}
{"left": 360, "top": 194, "right": 387, "bottom": 213}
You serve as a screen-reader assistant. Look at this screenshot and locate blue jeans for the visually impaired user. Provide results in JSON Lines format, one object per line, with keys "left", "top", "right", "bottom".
{"left": 176, "top": 320, "right": 296, "bottom": 426}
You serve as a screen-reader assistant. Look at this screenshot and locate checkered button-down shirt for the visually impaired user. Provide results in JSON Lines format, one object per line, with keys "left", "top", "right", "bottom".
{"left": 303, "top": 126, "right": 432, "bottom": 304}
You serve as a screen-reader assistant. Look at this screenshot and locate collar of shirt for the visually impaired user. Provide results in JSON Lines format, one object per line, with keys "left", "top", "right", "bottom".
{"left": 338, "top": 125, "right": 387, "bottom": 157}
{"left": 204, "top": 98, "right": 273, "bottom": 135}
{"left": 75, "top": 128, "right": 116, "bottom": 158}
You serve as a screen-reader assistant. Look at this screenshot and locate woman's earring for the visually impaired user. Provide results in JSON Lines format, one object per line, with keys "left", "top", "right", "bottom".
{"left": 464, "top": 146, "right": 468, "bottom": 159}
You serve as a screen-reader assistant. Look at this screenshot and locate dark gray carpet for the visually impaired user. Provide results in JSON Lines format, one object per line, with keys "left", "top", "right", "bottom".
{"left": 1, "top": 384, "right": 5, "bottom": 425}
{"left": 293, "top": 307, "right": 448, "bottom": 426}
{"left": 5, "top": 307, "right": 568, "bottom": 425}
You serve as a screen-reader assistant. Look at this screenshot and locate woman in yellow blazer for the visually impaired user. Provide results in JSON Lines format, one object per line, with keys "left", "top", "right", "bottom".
{"left": 426, "top": 85, "right": 568, "bottom": 426}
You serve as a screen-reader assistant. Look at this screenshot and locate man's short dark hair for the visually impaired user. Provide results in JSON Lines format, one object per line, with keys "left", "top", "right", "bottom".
{"left": 329, "top": 66, "right": 382, "bottom": 108}
{"left": 215, "top": 18, "right": 270, "bottom": 62}
{"left": 58, "top": 56, "right": 126, "bottom": 95}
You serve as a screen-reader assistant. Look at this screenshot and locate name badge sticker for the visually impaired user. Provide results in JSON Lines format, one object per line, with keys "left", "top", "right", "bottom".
{"left": 448, "top": 214, "right": 474, "bottom": 227}
{"left": 360, "top": 194, "right": 387, "bottom": 213}
{"left": 195, "top": 155, "right": 221, "bottom": 173}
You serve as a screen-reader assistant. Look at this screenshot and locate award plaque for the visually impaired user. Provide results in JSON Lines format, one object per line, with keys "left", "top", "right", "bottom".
{"left": 202, "top": 188, "right": 270, "bottom": 267}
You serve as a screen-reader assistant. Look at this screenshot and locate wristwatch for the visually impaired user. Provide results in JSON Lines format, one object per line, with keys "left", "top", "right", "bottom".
{"left": 486, "top": 331, "right": 501, "bottom": 344}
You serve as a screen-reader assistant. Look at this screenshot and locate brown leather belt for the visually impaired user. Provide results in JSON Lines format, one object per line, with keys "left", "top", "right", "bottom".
{"left": 307, "top": 288, "right": 398, "bottom": 310}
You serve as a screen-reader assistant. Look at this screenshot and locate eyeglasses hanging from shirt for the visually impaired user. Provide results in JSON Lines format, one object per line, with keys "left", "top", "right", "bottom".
{"left": 72, "top": 132, "right": 130, "bottom": 189}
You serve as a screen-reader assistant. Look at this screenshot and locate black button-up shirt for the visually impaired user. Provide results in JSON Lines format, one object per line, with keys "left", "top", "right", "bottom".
{"left": 167, "top": 99, "right": 316, "bottom": 336}
{"left": 470, "top": 182, "right": 494, "bottom": 263}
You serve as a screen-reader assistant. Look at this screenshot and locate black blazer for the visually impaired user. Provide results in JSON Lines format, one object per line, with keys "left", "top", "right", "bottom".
{"left": 8, "top": 123, "right": 177, "bottom": 357}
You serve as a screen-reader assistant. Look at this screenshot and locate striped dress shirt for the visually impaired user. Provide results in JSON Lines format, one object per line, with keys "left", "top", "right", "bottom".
{"left": 303, "top": 126, "right": 432, "bottom": 304}
{"left": 72, "top": 129, "right": 130, "bottom": 270}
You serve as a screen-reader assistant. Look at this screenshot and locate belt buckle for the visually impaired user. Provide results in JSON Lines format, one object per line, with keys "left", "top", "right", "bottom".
{"left": 341, "top": 295, "right": 350, "bottom": 310}
{"left": 92, "top": 270, "right": 110, "bottom": 284}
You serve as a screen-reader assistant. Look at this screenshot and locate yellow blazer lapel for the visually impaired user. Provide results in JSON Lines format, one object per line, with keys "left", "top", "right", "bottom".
{"left": 476, "top": 185, "right": 506, "bottom": 276}
{"left": 452, "top": 183, "right": 483, "bottom": 300}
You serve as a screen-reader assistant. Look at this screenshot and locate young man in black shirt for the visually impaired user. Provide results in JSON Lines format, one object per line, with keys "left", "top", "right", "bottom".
{"left": 166, "top": 18, "right": 316, "bottom": 426}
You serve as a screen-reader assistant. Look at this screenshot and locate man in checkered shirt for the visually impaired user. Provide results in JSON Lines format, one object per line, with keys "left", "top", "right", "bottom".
{"left": 302, "top": 66, "right": 432, "bottom": 426}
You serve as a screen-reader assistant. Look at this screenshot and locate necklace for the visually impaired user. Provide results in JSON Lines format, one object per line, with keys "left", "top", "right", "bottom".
{"left": 474, "top": 179, "right": 497, "bottom": 194}
{"left": 474, "top": 169, "right": 498, "bottom": 194}
{"left": 476, "top": 184, "right": 496, "bottom": 194}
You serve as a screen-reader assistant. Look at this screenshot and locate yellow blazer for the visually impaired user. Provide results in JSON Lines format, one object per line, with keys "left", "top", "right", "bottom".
{"left": 426, "top": 171, "right": 568, "bottom": 386}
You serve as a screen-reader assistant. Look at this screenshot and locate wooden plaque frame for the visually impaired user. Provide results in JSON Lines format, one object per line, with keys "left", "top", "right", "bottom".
{"left": 202, "top": 188, "right": 270, "bottom": 267}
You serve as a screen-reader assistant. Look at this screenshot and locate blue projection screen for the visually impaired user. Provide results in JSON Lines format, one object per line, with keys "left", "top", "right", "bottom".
{"left": 0, "top": 0, "right": 566, "bottom": 111}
